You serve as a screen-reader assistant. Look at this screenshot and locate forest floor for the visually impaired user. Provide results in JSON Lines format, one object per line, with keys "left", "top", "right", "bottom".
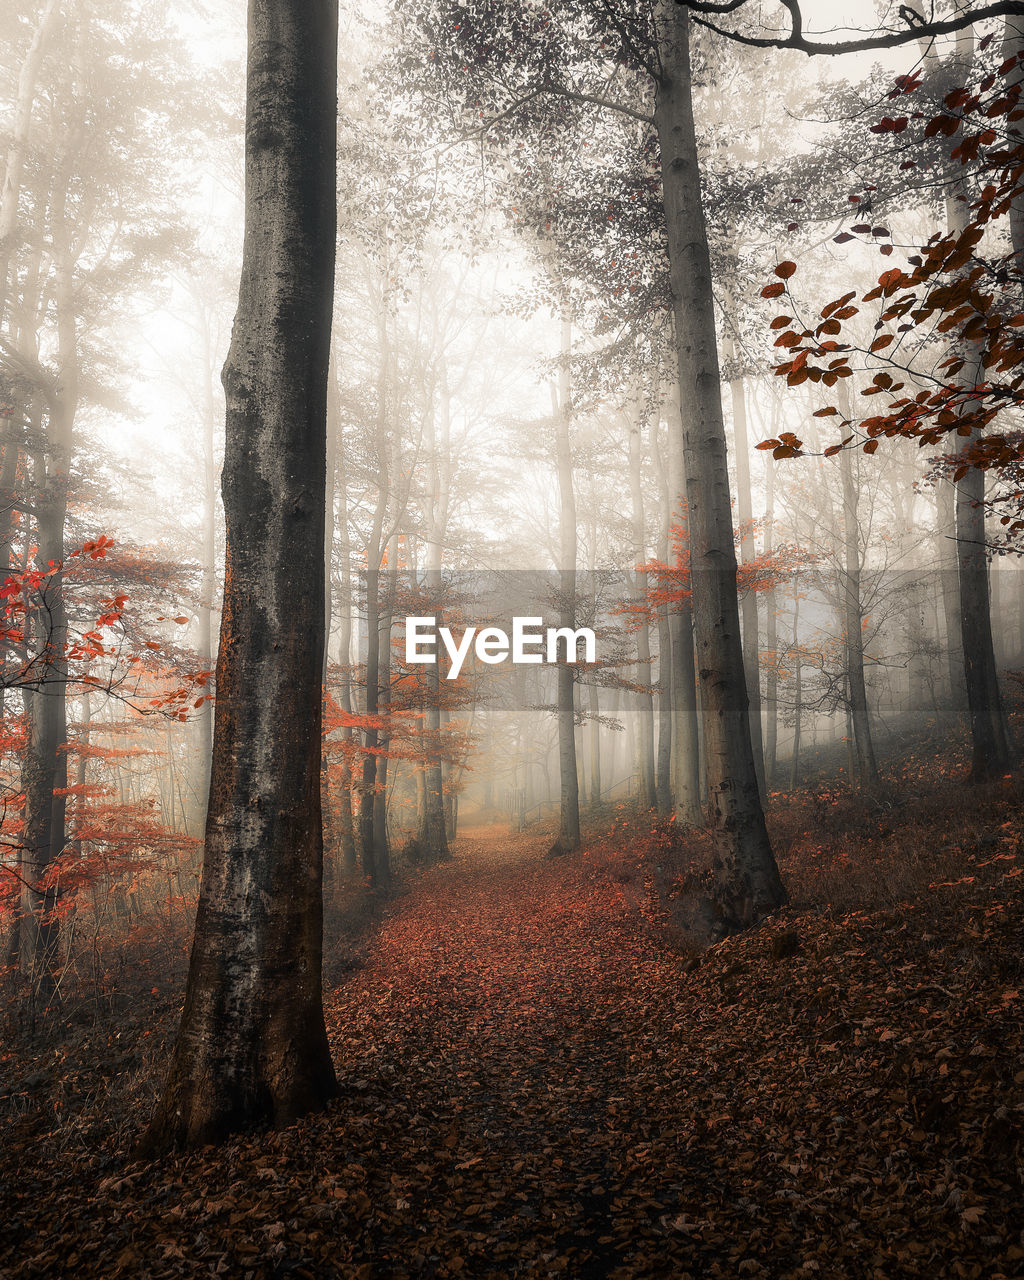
{"left": 2, "top": 801, "right": 1024, "bottom": 1280}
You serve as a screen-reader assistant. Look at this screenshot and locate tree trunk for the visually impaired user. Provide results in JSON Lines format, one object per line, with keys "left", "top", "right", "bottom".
{"left": 654, "top": 2, "right": 785, "bottom": 926}
{"left": 666, "top": 373, "right": 701, "bottom": 824}
{"left": 0, "top": 0, "right": 62, "bottom": 327}
{"left": 944, "top": 27, "right": 1013, "bottom": 781}
{"left": 957, "top": 461, "right": 1013, "bottom": 780}
{"left": 553, "top": 305, "right": 580, "bottom": 852}
{"left": 141, "top": 0, "right": 339, "bottom": 1152}
{"left": 418, "top": 361, "right": 451, "bottom": 863}
{"left": 18, "top": 181, "right": 77, "bottom": 999}
{"left": 628, "top": 411, "right": 657, "bottom": 809}
{"left": 19, "top": 447, "right": 69, "bottom": 1000}
{"left": 729, "top": 362, "right": 766, "bottom": 797}
{"left": 655, "top": 601, "right": 673, "bottom": 814}
{"left": 1004, "top": 13, "right": 1024, "bottom": 266}
{"left": 331, "top": 377, "right": 357, "bottom": 878}
{"left": 790, "top": 593, "right": 802, "bottom": 792}
{"left": 837, "top": 392, "right": 879, "bottom": 791}
{"left": 196, "top": 308, "right": 219, "bottom": 827}
{"left": 936, "top": 478, "right": 966, "bottom": 710}
{"left": 372, "top": 535, "right": 397, "bottom": 887}
{"left": 763, "top": 441, "right": 778, "bottom": 787}
{"left": 588, "top": 680, "right": 602, "bottom": 806}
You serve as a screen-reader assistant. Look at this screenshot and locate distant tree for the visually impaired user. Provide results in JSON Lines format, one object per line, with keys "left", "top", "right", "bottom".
{"left": 758, "top": 31, "right": 1023, "bottom": 781}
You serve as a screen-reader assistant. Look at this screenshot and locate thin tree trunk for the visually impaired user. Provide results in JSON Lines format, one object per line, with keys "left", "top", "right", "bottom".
{"left": 730, "top": 362, "right": 765, "bottom": 797}
{"left": 588, "top": 680, "right": 602, "bottom": 806}
{"left": 419, "top": 360, "right": 451, "bottom": 863}
{"left": 944, "top": 23, "right": 1013, "bottom": 781}
{"left": 957, "top": 462, "right": 1013, "bottom": 780}
{"left": 196, "top": 309, "right": 218, "bottom": 827}
{"left": 0, "top": 0, "right": 62, "bottom": 327}
{"left": 142, "top": 0, "right": 339, "bottom": 1152}
{"left": 331, "top": 376, "right": 357, "bottom": 878}
{"left": 628, "top": 411, "right": 657, "bottom": 808}
{"left": 665, "top": 374, "right": 701, "bottom": 824}
{"left": 936, "top": 478, "right": 966, "bottom": 709}
{"left": 837, "top": 391, "right": 879, "bottom": 791}
{"left": 19, "top": 187, "right": 77, "bottom": 998}
{"left": 553, "top": 304, "right": 580, "bottom": 852}
{"left": 654, "top": 2, "right": 785, "bottom": 925}
{"left": 763, "top": 439, "right": 778, "bottom": 787}
{"left": 790, "top": 592, "right": 802, "bottom": 792}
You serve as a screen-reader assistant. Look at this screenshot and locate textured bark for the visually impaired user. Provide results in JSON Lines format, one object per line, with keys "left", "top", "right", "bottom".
{"left": 654, "top": 2, "right": 785, "bottom": 926}
{"left": 141, "top": 0, "right": 339, "bottom": 1152}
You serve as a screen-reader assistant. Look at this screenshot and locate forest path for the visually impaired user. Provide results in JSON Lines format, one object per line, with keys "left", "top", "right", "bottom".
{"left": 321, "top": 823, "right": 694, "bottom": 1276}
{"left": 5, "top": 822, "right": 1023, "bottom": 1280}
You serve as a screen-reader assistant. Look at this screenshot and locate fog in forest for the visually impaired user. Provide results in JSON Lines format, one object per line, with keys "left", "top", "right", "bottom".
{"left": 2, "top": 0, "right": 1023, "bottom": 1274}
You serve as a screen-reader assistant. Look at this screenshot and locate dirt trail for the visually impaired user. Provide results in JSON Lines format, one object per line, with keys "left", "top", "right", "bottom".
{"left": 321, "top": 824, "right": 691, "bottom": 1276}
{"left": 4, "top": 821, "right": 1022, "bottom": 1280}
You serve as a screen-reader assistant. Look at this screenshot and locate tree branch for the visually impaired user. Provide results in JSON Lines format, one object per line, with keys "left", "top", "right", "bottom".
{"left": 539, "top": 79, "right": 655, "bottom": 125}
{"left": 687, "top": 0, "right": 1024, "bottom": 56}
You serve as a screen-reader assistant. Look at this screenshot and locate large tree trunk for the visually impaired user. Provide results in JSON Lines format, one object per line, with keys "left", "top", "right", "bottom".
{"left": 141, "top": 0, "right": 339, "bottom": 1152}
{"left": 654, "top": 2, "right": 785, "bottom": 926}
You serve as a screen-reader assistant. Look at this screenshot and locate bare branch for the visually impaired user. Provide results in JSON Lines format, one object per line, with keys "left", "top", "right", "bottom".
{"left": 687, "top": 0, "right": 1024, "bottom": 56}
{"left": 539, "top": 79, "right": 655, "bottom": 125}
